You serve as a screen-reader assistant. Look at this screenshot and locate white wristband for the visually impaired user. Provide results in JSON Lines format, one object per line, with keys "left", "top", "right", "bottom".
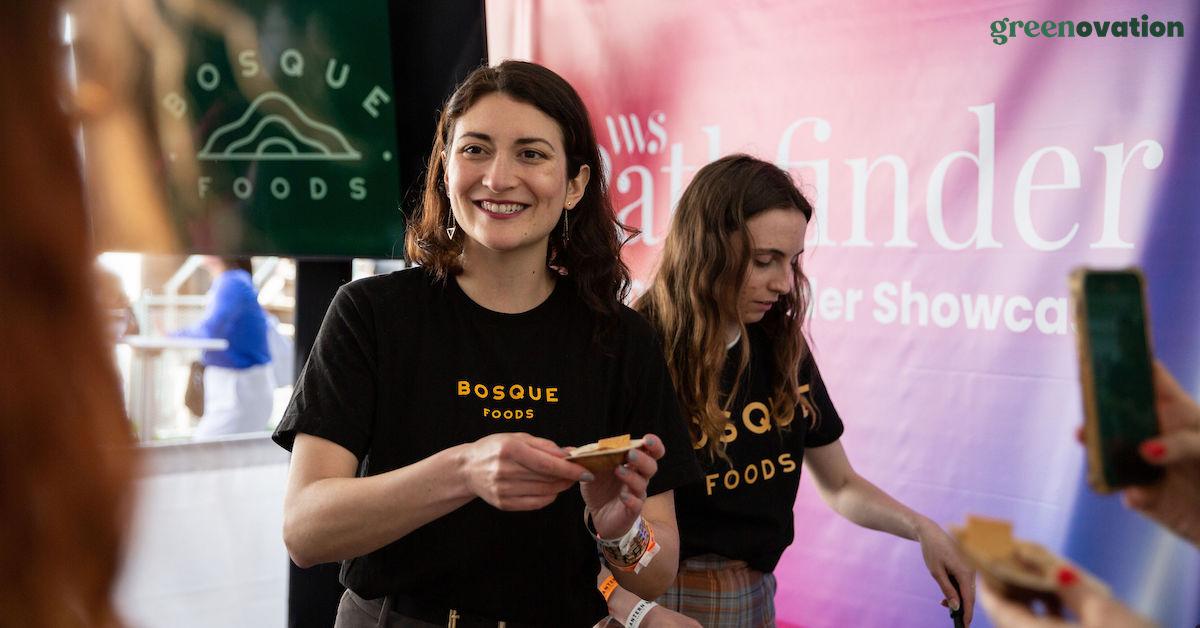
{"left": 599, "top": 515, "right": 643, "bottom": 554}
{"left": 625, "top": 600, "right": 657, "bottom": 628}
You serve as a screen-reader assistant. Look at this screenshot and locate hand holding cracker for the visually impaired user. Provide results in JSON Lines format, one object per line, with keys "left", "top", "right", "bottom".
{"left": 576, "top": 433, "right": 664, "bottom": 539}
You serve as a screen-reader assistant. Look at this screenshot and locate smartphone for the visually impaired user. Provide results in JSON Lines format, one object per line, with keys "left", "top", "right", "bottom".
{"left": 1071, "top": 268, "right": 1163, "bottom": 493}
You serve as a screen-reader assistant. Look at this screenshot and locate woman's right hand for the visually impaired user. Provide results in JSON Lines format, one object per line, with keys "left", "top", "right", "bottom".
{"left": 1121, "top": 362, "right": 1200, "bottom": 546}
{"left": 460, "top": 432, "right": 591, "bottom": 511}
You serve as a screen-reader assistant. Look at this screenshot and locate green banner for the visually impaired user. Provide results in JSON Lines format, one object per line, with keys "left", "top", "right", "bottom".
{"left": 162, "top": 0, "right": 401, "bottom": 257}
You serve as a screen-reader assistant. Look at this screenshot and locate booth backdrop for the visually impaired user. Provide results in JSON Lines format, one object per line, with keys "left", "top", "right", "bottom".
{"left": 488, "top": 1, "right": 1200, "bottom": 626}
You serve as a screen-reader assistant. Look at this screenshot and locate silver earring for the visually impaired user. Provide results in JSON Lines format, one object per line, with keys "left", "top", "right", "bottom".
{"left": 445, "top": 210, "right": 457, "bottom": 240}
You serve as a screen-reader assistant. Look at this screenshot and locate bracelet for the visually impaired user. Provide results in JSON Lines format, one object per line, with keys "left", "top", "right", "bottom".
{"left": 598, "top": 575, "right": 618, "bottom": 602}
{"left": 586, "top": 512, "right": 660, "bottom": 573}
{"left": 625, "top": 600, "right": 658, "bottom": 628}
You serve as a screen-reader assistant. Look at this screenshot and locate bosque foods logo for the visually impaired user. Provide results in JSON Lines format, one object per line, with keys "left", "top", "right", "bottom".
{"left": 163, "top": 46, "right": 393, "bottom": 204}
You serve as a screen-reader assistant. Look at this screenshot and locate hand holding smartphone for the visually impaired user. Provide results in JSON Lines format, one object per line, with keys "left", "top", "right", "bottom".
{"left": 1071, "top": 268, "right": 1164, "bottom": 493}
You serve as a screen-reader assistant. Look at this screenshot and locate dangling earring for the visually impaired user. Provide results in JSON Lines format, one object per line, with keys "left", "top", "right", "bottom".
{"left": 445, "top": 209, "right": 457, "bottom": 240}
{"left": 562, "top": 204, "right": 571, "bottom": 244}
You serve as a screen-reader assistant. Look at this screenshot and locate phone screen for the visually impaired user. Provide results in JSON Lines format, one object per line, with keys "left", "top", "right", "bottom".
{"left": 1083, "top": 272, "right": 1162, "bottom": 487}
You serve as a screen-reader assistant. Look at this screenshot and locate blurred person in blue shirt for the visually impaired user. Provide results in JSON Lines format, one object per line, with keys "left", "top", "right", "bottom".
{"left": 174, "top": 256, "right": 274, "bottom": 437}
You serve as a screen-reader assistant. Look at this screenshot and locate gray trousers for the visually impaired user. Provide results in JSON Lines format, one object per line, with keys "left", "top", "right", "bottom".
{"left": 334, "top": 590, "right": 442, "bottom": 628}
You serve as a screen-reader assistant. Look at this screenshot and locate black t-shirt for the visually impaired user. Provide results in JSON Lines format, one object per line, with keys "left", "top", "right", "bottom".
{"left": 674, "top": 324, "right": 844, "bottom": 573}
{"left": 272, "top": 268, "right": 699, "bottom": 626}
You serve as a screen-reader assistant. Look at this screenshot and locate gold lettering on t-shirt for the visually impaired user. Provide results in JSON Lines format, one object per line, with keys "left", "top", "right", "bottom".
{"left": 692, "top": 400, "right": 779, "bottom": 449}
{"left": 720, "top": 412, "right": 737, "bottom": 443}
{"left": 455, "top": 380, "right": 559, "bottom": 403}
{"left": 742, "top": 402, "right": 771, "bottom": 435}
{"left": 702, "top": 454, "right": 798, "bottom": 496}
{"left": 481, "top": 407, "right": 536, "bottom": 420}
{"left": 723, "top": 469, "right": 739, "bottom": 490}
{"left": 761, "top": 458, "right": 776, "bottom": 480}
{"left": 457, "top": 380, "right": 556, "bottom": 422}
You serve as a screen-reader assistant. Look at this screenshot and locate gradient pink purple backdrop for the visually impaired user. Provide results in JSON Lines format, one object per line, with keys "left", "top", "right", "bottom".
{"left": 488, "top": 1, "right": 1200, "bottom": 625}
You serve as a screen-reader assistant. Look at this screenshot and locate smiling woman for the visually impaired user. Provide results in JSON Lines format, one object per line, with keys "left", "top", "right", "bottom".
{"left": 406, "top": 61, "right": 631, "bottom": 319}
{"left": 443, "top": 92, "right": 589, "bottom": 261}
{"left": 272, "top": 61, "right": 700, "bottom": 627}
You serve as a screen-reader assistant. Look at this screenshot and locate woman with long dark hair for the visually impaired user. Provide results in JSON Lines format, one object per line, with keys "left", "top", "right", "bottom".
{"left": 274, "top": 61, "right": 698, "bottom": 627}
{"left": 601, "top": 154, "right": 975, "bottom": 627}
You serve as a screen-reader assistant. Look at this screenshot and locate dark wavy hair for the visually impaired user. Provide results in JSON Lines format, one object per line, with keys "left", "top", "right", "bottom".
{"left": 636, "top": 154, "right": 816, "bottom": 460}
{"left": 405, "top": 60, "right": 632, "bottom": 320}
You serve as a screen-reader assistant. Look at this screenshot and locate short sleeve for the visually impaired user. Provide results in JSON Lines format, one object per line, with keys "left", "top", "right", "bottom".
{"left": 802, "top": 356, "right": 844, "bottom": 448}
{"left": 272, "top": 282, "right": 377, "bottom": 460}
{"left": 621, "top": 312, "right": 702, "bottom": 496}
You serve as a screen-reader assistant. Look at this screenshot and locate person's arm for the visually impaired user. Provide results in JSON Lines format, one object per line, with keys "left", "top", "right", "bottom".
{"left": 612, "top": 490, "right": 679, "bottom": 599}
{"left": 600, "top": 566, "right": 701, "bottom": 628}
{"left": 283, "top": 431, "right": 589, "bottom": 568}
{"left": 580, "top": 435, "right": 682, "bottom": 600}
{"left": 805, "top": 440, "right": 976, "bottom": 625}
{"left": 278, "top": 280, "right": 590, "bottom": 567}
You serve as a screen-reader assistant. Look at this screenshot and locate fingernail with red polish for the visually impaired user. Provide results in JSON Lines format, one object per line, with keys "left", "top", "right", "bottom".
{"left": 1140, "top": 441, "right": 1166, "bottom": 460}
{"left": 1057, "top": 566, "right": 1078, "bottom": 586}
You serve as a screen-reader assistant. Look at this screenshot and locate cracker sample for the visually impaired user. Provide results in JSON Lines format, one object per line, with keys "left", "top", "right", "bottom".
{"left": 566, "top": 434, "right": 645, "bottom": 473}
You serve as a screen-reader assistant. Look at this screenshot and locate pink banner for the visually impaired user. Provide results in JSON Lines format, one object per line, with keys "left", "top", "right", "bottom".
{"left": 488, "top": 1, "right": 1200, "bottom": 625}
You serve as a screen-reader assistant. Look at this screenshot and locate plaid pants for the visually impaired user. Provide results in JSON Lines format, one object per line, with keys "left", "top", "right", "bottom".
{"left": 657, "top": 554, "right": 778, "bottom": 628}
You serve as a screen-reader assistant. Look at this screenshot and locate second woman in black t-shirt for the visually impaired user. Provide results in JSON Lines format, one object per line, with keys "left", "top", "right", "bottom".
{"left": 601, "top": 154, "right": 976, "bottom": 627}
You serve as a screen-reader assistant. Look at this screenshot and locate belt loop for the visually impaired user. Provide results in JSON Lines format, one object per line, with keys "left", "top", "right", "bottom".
{"left": 377, "top": 595, "right": 393, "bottom": 628}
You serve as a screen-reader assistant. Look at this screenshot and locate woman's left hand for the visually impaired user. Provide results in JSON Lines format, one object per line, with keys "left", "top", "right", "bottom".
{"left": 580, "top": 434, "right": 664, "bottom": 539}
{"left": 978, "top": 563, "right": 1156, "bottom": 628}
{"left": 916, "top": 517, "right": 977, "bottom": 626}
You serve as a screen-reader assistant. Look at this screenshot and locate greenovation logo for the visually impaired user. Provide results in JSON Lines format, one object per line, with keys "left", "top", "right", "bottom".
{"left": 991, "top": 14, "right": 1184, "bottom": 45}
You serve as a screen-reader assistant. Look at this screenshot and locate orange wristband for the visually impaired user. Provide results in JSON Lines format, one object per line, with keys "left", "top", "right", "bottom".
{"left": 599, "top": 575, "right": 619, "bottom": 601}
